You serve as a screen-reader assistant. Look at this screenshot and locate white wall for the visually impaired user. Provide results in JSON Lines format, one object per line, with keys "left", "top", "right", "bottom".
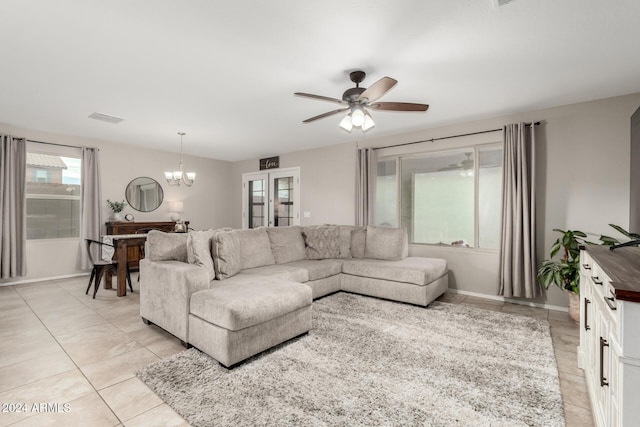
{"left": 230, "top": 92, "right": 640, "bottom": 308}
{"left": 0, "top": 123, "right": 234, "bottom": 284}
{"left": 230, "top": 142, "right": 356, "bottom": 228}
{"left": 5, "top": 92, "right": 640, "bottom": 306}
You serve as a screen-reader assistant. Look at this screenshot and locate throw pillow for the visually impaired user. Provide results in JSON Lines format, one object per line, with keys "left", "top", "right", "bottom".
{"left": 146, "top": 230, "right": 188, "bottom": 262}
{"left": 212, "top": 231, "right": 241, "bottom": 280}
{"left": 266, "top": 226, "right": 306, "bottom": 264}
{"left": 187, "top": 229, "right": 217, "bottom": 282}
{"left": 336, "top": 225, "right": 355, "bottom": 258}
{"left": 350, "top": 227, "right": 367, "bottom": 259}
{"left": 302, "top": 225, "right": 340, "bottom": 259}
{"left": 364, "top": 226, "right": 407, "bottom": 261}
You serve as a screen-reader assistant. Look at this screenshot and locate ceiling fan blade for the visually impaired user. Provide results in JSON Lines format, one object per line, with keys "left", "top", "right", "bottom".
{"left": 356, "top": 77, "right": 397, "bottom": 103}
{"left": 294, "top": 92, "right": 347, "bottom": 105}
{"left": 370, "top": 102, "right": 429, "bottom": 111}
{"left": 303, "top": 108, "right": 350, "bottom": 123}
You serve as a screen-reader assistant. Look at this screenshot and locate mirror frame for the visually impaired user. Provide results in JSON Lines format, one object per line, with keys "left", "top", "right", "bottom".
{"left": 125, "top": 177, "right": 164, "bottom": 213}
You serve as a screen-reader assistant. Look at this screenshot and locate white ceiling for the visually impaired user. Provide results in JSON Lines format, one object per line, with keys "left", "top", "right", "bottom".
{"left": 2, "top": 0, "right": 640, "bottom": 161}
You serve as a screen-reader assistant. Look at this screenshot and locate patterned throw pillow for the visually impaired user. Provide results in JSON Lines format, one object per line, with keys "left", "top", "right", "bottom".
{"left": 302, "top": 226, "right": 340, "bottom": 259}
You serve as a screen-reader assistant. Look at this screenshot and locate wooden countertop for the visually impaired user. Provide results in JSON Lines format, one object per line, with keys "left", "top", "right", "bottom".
{"left": 585, "top": 245, "right": 640, "bottom": 302}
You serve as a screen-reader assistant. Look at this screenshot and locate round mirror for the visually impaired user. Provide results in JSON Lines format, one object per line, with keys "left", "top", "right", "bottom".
{"left": 125, "top": 177, "right": 164, "bottom": 212}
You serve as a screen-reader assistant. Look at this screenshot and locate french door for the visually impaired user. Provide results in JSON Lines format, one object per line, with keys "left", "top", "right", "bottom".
{"left": 242, "top": 167, "right": 300, "bottom": 229}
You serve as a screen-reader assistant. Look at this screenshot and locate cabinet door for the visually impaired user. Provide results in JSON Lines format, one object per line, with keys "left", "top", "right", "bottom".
{"left": 594, "top": 302, "right": 612, "bottom": 426}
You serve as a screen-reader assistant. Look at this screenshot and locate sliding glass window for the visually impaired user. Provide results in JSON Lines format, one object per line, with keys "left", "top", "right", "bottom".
{"left": 25, "top": 143, "right": 82, "bottom": 239}
{"left": 375, "top": 144, "right": 503, "bottom": 250}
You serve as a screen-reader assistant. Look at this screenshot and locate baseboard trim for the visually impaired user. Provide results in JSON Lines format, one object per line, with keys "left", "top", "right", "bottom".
{"left": 446, "top": 289, "right": 569, "bottom": 312}
{"left": 0, "top": 272, "right": 89, "bottom": 287}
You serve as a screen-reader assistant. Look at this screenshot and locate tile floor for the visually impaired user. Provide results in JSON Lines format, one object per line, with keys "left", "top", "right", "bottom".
{"left": 0, "top": 277, "right": 592, "bottom": 426}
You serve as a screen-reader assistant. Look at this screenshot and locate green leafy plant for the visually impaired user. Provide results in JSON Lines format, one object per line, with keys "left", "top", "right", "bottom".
{"left": 599, "top": 224, "right": 640, "bottom": 246}
{"left": 106, "top": 199, "right": 127, "bottom": 213}
{"left": 537, "top": 229, "right": 592, "bottom": 294}
{"left": 538, "top": 224, "right": 637, "bottom": 295}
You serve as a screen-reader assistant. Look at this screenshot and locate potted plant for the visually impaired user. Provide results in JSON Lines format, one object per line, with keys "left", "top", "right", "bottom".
{"left": 537, "top": 229, "right": 591, "bottom": 322}
{"left": 538, "top": 224, "right": 637, "bottom": 322}
{"left": 107, "top": 199, "right": 127, "bottom": 221}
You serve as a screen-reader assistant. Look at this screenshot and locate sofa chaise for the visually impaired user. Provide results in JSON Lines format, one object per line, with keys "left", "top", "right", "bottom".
{"left": 140, "top": 225, "right": 448, "bottom": 368}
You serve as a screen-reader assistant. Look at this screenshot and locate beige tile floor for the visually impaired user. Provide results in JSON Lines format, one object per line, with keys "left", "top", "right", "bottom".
{"left": 0, "top": 277, "right": 592, "bottom": 426}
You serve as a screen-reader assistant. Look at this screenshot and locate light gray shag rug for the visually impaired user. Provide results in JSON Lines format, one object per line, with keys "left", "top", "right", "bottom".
{"left": 136, "top": 293, "right": 565, "bottom": 427}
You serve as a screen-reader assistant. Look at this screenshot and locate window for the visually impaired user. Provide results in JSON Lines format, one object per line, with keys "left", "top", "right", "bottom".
{"left": 26, "top": 149, "right": 82, "bottom": 239}
{"left": 374, "top": 144, "right": 503, "bottom": 249}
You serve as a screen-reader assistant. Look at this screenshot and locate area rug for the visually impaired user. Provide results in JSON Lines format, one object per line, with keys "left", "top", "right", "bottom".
{"left": 136, "top": 293, "right": 565, "bottom": 427}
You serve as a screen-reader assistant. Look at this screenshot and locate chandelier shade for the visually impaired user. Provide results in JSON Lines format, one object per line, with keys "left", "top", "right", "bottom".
{"left": 165, "top": 132, "right": 195, "bottom": 187}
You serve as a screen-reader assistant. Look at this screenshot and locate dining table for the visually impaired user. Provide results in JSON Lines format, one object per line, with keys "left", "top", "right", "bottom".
{"left": 101, "top": 233, "right": 147, "bottom": 297}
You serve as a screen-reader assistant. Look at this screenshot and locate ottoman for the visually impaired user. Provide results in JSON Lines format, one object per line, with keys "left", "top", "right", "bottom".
{"left": 187, "top": 275, "right": 313, "bottom": 368}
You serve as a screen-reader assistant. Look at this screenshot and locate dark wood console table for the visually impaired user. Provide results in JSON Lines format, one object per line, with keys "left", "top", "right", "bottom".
{"left": 104, "top": 221, "right": 188, "bottom": 296}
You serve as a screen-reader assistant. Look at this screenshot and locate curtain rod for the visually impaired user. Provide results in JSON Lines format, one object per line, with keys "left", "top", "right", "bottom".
{"left": 371, "top": 121, "right": 540, "bottom": 151}
{"left": 26, "top": 139, "right": 98, "bottom": 150}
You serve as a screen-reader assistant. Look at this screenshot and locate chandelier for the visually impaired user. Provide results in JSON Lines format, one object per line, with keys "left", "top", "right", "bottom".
{"left": 164, "top": 132, "right": 195, "bottom": 187}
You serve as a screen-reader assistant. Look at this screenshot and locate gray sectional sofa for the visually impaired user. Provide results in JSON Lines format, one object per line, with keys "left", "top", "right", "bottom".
{"left": 139, "top": 225, "right": 448, "bottom": 368}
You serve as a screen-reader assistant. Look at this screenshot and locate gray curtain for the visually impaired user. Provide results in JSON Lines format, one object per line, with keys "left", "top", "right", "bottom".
{"left": 77, "top": 147, "right": 102, "bottom": 270}
{"left": 355, "top": 147, "right": 375, "bottom": 226}
{"left": 498, "top": 123, "right": 538, "bottom": 298}
{"left": 0, "top": 135, "right": 26, "bottom": 278}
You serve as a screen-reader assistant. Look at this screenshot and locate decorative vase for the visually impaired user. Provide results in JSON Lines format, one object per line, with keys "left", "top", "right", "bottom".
{"left": 567, "top": 291, "right": 580, "bottom": 323}
{"left": 110, "top": 212, "right": 123, "bottom": 221}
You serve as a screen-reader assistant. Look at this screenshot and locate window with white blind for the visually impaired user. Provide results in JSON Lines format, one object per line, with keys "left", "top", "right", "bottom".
{"left": 374, "top": 144, "right": 503, "bottom": 250}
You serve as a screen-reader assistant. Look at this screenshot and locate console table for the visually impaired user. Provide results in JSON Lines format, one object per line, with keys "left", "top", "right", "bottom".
{"left": 103, "top": 221, "right": 188, "bottom": 296}
{"left": 578, "top": 246, "right": 640, "bottom": 427}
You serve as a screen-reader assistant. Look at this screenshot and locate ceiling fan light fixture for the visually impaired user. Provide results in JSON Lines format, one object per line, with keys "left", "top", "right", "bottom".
{"left": 339, "top": 114, "right": 353, "bottom": 132}
{"left": 362, "top": 111, "right": 375, "bottom": 132}
{"left": 351, "top": 107, "right": 365, "bottom": 127}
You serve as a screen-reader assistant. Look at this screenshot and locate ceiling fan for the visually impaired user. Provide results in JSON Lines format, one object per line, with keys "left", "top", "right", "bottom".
{"left": 294, "top": 70, "right": 429, "bottom": 133}
{"left": 438, "top": 152, "right": 474, "bottom": 176}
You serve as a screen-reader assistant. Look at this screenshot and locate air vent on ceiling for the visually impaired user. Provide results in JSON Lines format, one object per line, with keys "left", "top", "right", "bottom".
{"left": 492, "top": 0, "right": 516, "bottom": 7}
{"left": 88, "top": 112, "right": 125, "bottom": 124}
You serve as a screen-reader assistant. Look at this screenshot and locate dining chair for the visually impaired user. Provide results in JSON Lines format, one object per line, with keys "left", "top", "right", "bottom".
{"left": 84, "top": 239, "right": 133, "bottom": 299}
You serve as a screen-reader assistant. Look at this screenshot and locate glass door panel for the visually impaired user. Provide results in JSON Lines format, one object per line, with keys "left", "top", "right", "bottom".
{"left": 243, "top": 168, "right": 300, "bottom": 228}
{"left": 242, "top": 172, "right": 268, "bottom": 229}
{"left": 268, "top": 169, "right": 299, "bottom": 227}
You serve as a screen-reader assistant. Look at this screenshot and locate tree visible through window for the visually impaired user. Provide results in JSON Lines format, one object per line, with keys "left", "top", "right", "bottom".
{"left": 26, "top": 152, "right": 82, "bottom": 239}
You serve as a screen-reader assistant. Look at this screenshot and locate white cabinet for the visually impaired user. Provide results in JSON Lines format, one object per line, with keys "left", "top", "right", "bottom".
{"left": 578, "top": 247, "right": 640, "bottom": 427}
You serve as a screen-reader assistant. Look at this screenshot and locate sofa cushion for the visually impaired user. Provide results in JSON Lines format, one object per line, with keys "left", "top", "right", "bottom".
{"left": 342, "top": 257, "right": 447, "bottom": 286}
{"left": 190, "top": 277, "right": 312, "bottom": 331}
{"left": 147, "top": 230, "right": 188, "bottom": 262}
{"left": 213, "top": 228, "right": 276, "bottom": 280}
{"left": 187, "top": 229, "right": 217, "bottom": 281}
{"left": 283, "top": 259, "right": 343, "bottom": 281}
{"left": 236, "top": 228, "right": 276, "bottom": 269}
{"left": 350, "top": 227, "right": 367, "bottom": 259}
{"left": 239, "top": 264, "right": 309, "bottom": 283}
{"left": 302, "top": 225, "right": 340, "bottom": 259}
{"left": 364, "top": 226, "right": 407, "bottom": 261}
{"left": 212, "top": 231, "right": 242, "bottom": 280}
{"left": 266, "top": 226, "right": 306, "bottom": 264}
